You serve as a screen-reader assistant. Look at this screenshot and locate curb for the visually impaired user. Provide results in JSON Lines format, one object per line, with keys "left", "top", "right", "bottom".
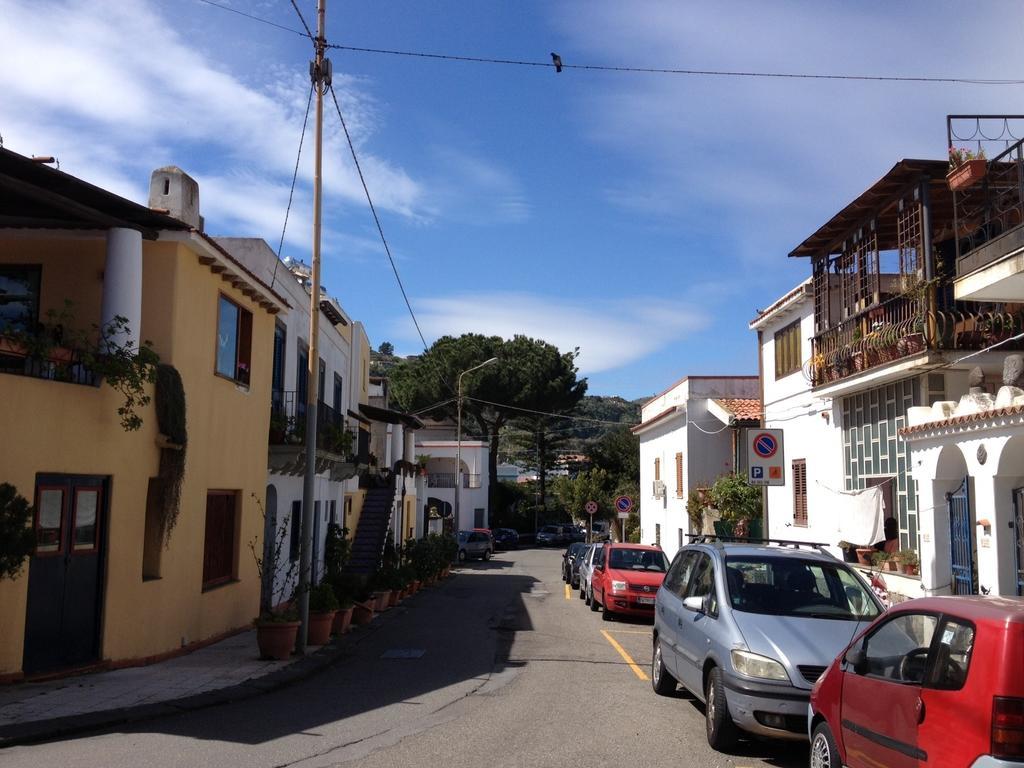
{"left": 0, "top": 580, "right": 449, "bottom": 748}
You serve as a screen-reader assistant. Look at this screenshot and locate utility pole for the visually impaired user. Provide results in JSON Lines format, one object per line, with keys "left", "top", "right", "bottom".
{"left": 298, "top": 0, "right": 329, "bottom": 655}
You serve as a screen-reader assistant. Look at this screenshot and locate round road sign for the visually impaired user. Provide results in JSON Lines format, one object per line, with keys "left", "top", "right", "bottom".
{"left": 585, "top": 500, "right": 598, "bottom": 515}
{"left": 752, "top": 432, "right": 779, "bottom": 459}
{"left": 614, "top": 495, "right": 633, "bottom": 514}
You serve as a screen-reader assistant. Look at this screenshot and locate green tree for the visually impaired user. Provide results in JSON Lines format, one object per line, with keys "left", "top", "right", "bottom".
{"left": 589, "top": 426, "right": 639, "bottom": 489}
{"left": 390, "top": 334, "right": 586, "bottom": 512}
{"left": 708, "top": 473, "right": 762, "bottom": 523}
{"left": 552, "top": 468, "right": 612, "bottom": 524}
{"left": 0, "top": 484, "right": 35, "bottom": 581}
{"left": 378, "top": 341, "right": 394, "bottom": 356}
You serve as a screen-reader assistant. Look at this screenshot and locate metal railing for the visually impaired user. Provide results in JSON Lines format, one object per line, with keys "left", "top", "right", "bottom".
{"left": 427, "top": 472, "right": 481, "bottom": 489}
{"left": 269, "top": 389, "right": 360, "bottom": 459}
{"left": 0, "top": 337, "right": 99, "bottom": 387}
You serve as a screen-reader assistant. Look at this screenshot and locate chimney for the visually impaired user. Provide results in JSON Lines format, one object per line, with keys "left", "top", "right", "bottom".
{"left": 149, "top": 166, "right": 202, "bottom": 230}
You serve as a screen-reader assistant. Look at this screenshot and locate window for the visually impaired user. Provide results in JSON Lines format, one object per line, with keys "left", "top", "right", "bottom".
{"left": 655, "top": 523, "right": 661, "bottom": 546}
{"left": 654, "top": 458, "right": 660, "bottom": 481}
{"left": 289, "top": 500, "right": 301, "bottom": 562}
{"left": 792, "top": 459, "right": 807, "bottom": 527}
{"left": 329, "top": 500, "right": 337, "bottom": 525}
{"left": 927, "top": 618, "right": 974, "bottom": 690}
{"left": 215, "top": 295, "right": 252, "bottom": 385}
{"left": 296, "top": 342, "right": 308, "bottom": 419}
{"left": 318, "top": 358, "right": 326, "bottom": 402}
{"left": 675, "top": 452, "right": 684, "bottom": 498}
{"left": 202, "top": 492, "right": 238, "bottom": 588}
{"left": 774, "top": 319, "right": 802, "bottom": 379}
{"left": 272, "top": 322, "right": 286, "bottom": 402}
{"left": 0, "top": 265, "right": 41, "bottom": 332}
{"left": 333, "top": 373, "right": 343, "bottom": 414}
{"left": 34, "top": 487, "right": 65, "bottom": 554}
{"left": 664, "top": 551, "right": 697, "bottom": 597}
{"left": 861, "top": 613, "right": 938, "bottom": 683}
{"left": 678, "top": 528, "right": 684, "bottom": 551}
{"left": 686, "top": 554, "right": 719, "bottom": 615}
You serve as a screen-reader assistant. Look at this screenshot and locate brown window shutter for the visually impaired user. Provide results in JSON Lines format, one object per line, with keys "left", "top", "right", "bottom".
{"left": 654, "top": 458, "right": 660, "bottom": 481}
{"left": 792, "top": 459, "right": 807, "bottom": 526}
{"left": 676, "top": 452, "right": 684, "bottom": 497}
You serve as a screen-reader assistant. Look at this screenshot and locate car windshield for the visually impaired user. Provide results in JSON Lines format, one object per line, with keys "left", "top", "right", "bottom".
{"left": 608, "top": 548, "right": 668, "bottom": 572}
{"left": 724, "top": 556, "right": 881, "bottom": 620}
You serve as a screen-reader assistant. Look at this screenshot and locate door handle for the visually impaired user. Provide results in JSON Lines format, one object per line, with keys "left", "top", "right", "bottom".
{"left": 916, "top": 697, "right": 926, "bottom": 724}
{"left": 677, "top": 617, "right": 683, "bottom": 627}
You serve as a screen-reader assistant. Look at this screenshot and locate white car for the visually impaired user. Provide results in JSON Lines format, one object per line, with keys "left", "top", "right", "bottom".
{"left": 577, "top": 544, "right": 602, "bottom": 605}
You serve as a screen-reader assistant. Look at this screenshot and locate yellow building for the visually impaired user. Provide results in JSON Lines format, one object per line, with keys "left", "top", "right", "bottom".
{"left": 0, "top": 151, "right": 287, "bottom": 679}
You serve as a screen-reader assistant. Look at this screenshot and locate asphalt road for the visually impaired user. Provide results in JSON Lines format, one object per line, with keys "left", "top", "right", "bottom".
{"left": 2, "top": 548, "right": 807, "bottom": 768}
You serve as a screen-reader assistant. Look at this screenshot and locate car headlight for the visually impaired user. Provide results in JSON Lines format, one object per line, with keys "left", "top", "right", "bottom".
{"left": 730, "top": 649, "right": 789, "bottom": 681}
{"left": 611, "top": 580, "right": 627, "bottom": 593}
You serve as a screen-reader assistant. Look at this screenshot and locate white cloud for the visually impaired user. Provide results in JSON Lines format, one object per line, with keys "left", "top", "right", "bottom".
{"left": 402, "top": 292, "right": 709, "bottom": 374}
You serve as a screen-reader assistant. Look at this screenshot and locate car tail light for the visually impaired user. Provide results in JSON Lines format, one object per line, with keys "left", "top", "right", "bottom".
{"left": 992, "top": 697, "right": 1024, "bottom": 758}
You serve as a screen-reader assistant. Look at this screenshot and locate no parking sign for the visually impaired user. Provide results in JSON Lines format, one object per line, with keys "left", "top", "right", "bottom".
{"left": 746, "top": 429, "right": 784, "bottom": 486}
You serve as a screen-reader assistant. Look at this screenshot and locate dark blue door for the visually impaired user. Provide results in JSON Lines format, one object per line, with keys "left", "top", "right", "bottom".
{"left": 1014, "top": 488, "right": 1024, "bottom": 596}
{"left": 23, "top": 475, "right": 106, "bottom": 674}
{"left": 946, "top": 476, "right": 975, "bottom": 595}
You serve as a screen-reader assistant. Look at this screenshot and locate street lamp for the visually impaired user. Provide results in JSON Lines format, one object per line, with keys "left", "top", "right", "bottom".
{"left": 455, "top": 357, "right": 498, "bottom": 533}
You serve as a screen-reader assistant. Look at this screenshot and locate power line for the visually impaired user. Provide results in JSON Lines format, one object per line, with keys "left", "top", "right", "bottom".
{"left": 288, "top": 0, "right": 315, "bottom": 41}
{"left": 270, "top": 81, "right": 315, "bottom": 291}
{"left": 324, "top": 43, "right": 1024, "bottom": 86}
{"left": 195, "top": 0, "right": 307, "bottom": 37}
{"left": 326, "top": 83, "right": 431, "bottom": 354}
{"left": 467, "top": 396, "right": 636, "bottom": 425}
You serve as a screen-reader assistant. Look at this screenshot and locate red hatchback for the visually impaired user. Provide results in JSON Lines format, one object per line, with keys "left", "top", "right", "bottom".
{"left": 590, "top": 544, "right": 668, "bottom": 621}
{"left": 809, "top": 596, "right": 1024, "bottom": 768}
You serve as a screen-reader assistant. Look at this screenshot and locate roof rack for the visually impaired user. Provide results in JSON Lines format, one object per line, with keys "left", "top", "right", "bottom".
{"left": 684, "top": 534, "right": 836, "bottom": 556}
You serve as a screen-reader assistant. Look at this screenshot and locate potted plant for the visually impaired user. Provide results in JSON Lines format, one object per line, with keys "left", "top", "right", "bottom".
{"left": 948, "top": 146, "right": 987, "bottom": 191}
{"left": 268, "top": 411, "right": 288, "bottom": 444}
{"left": 0, "top": 483, "right": 35, "bottom": 582}
{"left": 416, "top": 454, "right": 431, "bottom": 477}
{"left": 249, "top": 496, "right": 301, "bottom": 660}
{"left": 896, "top": 549, "right": 920, "bottom": 576}
{"left": 855, "top": 546, "right": 876, "bottom": 566}
{"left": 837, "top": 541, "right": 859, "bottom": 564}
{"left": 306, "top": 582, "right": 339, "bottom": 645}
{"left": 871, "top": 550, "right": 897, "bottom": 572}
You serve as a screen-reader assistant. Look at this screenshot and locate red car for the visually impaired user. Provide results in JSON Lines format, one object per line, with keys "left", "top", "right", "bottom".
{"left": 809, "top": 596, "right": 1024, "bottom": 768}
{"left": 589, "top": 543, "right": 669, "bottom": 621}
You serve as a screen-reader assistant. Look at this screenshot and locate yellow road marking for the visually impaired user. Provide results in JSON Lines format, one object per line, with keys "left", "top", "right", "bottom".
{"left": 564, "top": 584, "right": 571, "bottom": 600}
{"left": 603, "top": 629, "right": 649, "bottom": 635}
{"left": 601, "top": 629, "right": 649, "bottom": 681}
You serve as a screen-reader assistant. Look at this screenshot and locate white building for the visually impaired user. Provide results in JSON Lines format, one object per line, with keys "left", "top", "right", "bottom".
{"left": 217, "top": 240, "right": 387, "bottom": 599}
{"left": 749, "top": 280, "right": 845, "bottom": 544}
{"left": 414, "top": 418, "right": 491, "bottom": 532}
{"left": 634, "top": 376, "right": 759, "bottom": 559}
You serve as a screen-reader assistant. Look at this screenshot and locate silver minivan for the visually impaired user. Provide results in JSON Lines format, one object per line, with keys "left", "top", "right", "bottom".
{"left": 652, "top": 540, "right": 883, "bottom": 750}
{"left": 456, "top": 530, "right": 492, "bottom": 561}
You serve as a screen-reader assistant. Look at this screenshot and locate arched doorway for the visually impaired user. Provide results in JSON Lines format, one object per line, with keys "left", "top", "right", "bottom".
{"left": 931, "top": 445, "right": 972, "bottom": 594}
{"left": 997, "top": 436, "right": 1024, "bottom": 595}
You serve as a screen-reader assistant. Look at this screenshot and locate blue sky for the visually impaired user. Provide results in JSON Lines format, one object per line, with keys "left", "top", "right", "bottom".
{"left": 3, "top": 0, "right": 1024, "bottom": 399}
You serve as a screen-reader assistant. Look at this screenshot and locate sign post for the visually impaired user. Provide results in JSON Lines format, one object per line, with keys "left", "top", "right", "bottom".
{"left": 613, "top": 496, "right": 633, "bottom": 542}
{"left": 746, "top": 428, "right": 784, "bottom": 487}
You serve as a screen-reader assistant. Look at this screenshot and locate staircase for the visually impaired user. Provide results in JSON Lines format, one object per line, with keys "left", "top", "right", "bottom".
{"left": 344, "top": 485, "right": 396, "bottom": 576}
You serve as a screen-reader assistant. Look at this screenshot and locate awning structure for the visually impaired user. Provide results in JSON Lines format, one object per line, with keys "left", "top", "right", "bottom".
{"left": 357, "top": 403, "right": 423, "bottom": 430}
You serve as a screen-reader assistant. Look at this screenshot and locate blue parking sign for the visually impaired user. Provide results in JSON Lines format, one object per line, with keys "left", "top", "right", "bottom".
{"left": 750, "top": 466, "right": 764, "bottom": 480}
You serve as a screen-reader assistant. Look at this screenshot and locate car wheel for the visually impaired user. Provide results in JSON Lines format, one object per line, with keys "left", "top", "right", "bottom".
{"left": 602, "top": 605, "right": 613, "bottom": 621}
{"left": 483, "top": 549, "right": 491, "bottom": 561}
{"left": 458, "top": 549, "right": 466, "bottom": 562}
{"left": 651, "top": 641, "right": 677, "bottom": 695}
{"left": 578, "top": 585, "right": 585, "bottom": 600}
{"left": 810, "top": 722, "right": 840, "bottom": 768}
{"left": 705, "top": 667, "right": 739, "bottom": 751}
{"left": 589, "top": 588, "right": 599, "bottom": 611}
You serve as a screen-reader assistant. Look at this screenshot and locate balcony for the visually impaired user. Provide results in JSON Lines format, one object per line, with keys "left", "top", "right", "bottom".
{"left": 949, "top": 125, "right": 1024, "bottom": 302}
{"left": 426, "top": 472, "right": 481, "bottom": 489}
{"left": 0, "top": 336, "right": 100, "bottom": 387}
{"left": 268, "top": 390, "right": 360, "bottom": 480}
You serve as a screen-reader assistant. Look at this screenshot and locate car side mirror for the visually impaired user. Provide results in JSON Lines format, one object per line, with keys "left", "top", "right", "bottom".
{"left": 683, "top": 596, "right": 705, "bottom": 613}
{"left": 844, "top": 648, "right": 867, "bottom": 675}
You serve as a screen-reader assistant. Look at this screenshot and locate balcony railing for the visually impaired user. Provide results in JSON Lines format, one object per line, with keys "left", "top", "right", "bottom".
{"left": 811, "top": 293, "right": 1024, "bottom": 386}
{"left": 0, "top": 336, "right": 99, "bottom": 387}
{"left": 427, "top": 472, "right": 481, "bottom": 489}
{"left": 951, "top": 131, "right": 1024, "bottom": 276}
{"left": 269, "top": 389, "right": 361, "bottom": 460}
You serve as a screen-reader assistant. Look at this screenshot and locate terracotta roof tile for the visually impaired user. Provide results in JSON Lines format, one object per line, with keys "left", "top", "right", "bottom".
{"left": 714, "top": 398, "right": 762, "bottom": 422}
{"left": 900, "top": 404, "right": 1024, "bottom": 436}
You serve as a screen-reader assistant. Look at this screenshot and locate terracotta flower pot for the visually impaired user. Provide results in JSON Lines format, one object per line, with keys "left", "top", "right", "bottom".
{"left": 901, "top": 563, "right": 919, "bottom": 576}
{"left": 256, "top": 620, "right": 300, "bottom": 660}
{"left": 855, "top": 548, "right": 875, "bottom": 566}
{"left": 352, "top": 601, "right": 374, "bottom": 625}
{"left": 388, "top": 589, "right": 399, "bottom": 608}
{"left": 307, "top": 610, "right": 336, "bottom": 645}
{"left": 883, "top": 559, "right": 898, "bottom": 572}
{"left": 948, "top": 158, "right": 987, "bottom": 191}
{"left": 372, "top": 590, "right": 390, "bottom": 612}
{"left": 332, "top": 605, "right": 354, "bottom": 634}
{"left": 411, "top": 579, "right": 421, "bottom": 593}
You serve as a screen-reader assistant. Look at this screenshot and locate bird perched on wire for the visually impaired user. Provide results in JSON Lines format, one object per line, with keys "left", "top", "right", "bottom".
{"left": 551, "top": 52, "right": 563, "bottom": 73}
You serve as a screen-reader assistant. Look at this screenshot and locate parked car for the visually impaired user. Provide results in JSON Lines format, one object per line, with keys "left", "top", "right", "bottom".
{"left": 579, "top": 544, "right": 601, "bottom": 604}
{"left": 456, "top": 530, "right": 492, "bottom": 561}
{"left": 809, "top": 596, "right": 1024, "bottom": 768}
{"left": 590, "top": 520, "right": 611, "bottom": 542}
{"left": 568, "top": 525, "right": 587, "bottom": 543}
{"left": 562, "top": 542, "right": 590, "bottom": 586}
{"left": 492, "top": 527, "right": 519, "bottom": 550}
{"left": 536, "top": 525, "right": 562, "bottom": 547}
{"left": 473, "top": 527, "right": 494, "bottom": 551}
{"left": 590, "top": 543, "right": 668, "bottom": 622}
{"left": 652, "top": 539, "right": 883, "bottom": 751}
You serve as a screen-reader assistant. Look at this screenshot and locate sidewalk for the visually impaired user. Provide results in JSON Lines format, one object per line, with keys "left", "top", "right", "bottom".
{"left": 0, "top": 602, "right": 405, "bottom": 748}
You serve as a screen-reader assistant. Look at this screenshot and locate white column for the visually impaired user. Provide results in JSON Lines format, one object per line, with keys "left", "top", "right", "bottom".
{"left": 101, "top": 228, "right": 143, "bottom": 349}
